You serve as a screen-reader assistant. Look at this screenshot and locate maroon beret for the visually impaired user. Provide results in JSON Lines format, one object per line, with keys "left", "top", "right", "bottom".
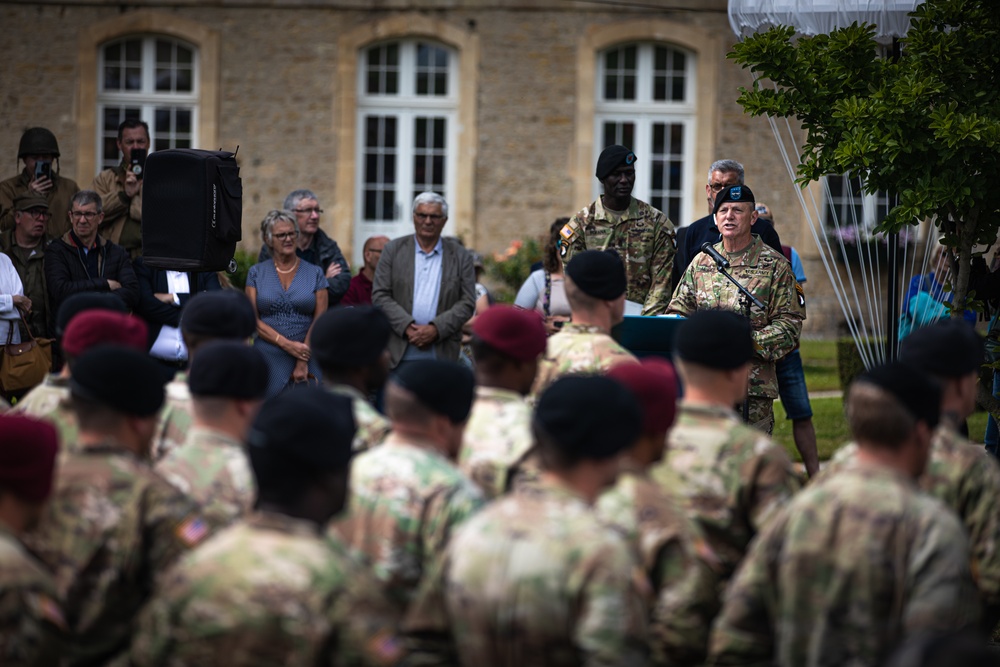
{"left": 63, "top": 311, "right": 148, "bottom": 360}
{"left": 0, "top": 415, "right": 59, "bottom": 503}
{"left": 607, "top": 358, "right": 679, "bottom": 435}
{"left": 472, "top": 305, "right": 547, "bottom": 362}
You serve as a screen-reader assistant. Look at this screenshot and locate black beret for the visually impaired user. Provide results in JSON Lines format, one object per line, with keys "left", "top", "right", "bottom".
{"left": 56, "top": 292, "right": 127, "bottom": 337}
{"left": 181, "top": 290, "right": 257, "bottom": 339}
{"left": 392, "top": 360, "right": 475, "bottom": 424}
{"left": 189, "top": 341, "right": 269, "bottom": 399}
{"left": 69, "top": 345, "right": 169, "bottom": 416}
{"left": 565, "top": 250, "right": 627, "bottom": 300}
{"left": 596, "top": 145, "right": 636, "bottom": 181}
{"left": 248, "top": 386, "right": 356, "bottom": 473}
{"left": 675, "top": 309, "right": 754, "bottom": 369}
{"left": 311, "top": 306, "right": 391, "bottom": 369}
{"left": 534, "top": 375, "right": 642, "bottom": 459}
{"left": 900, "top": 319, "right": 985, "bottom": 378}
{"left": 713, "top": 184, "right": 756, "bottom": 215}
{"left": 857, "top": 362, "right": 941, "bottom": 429}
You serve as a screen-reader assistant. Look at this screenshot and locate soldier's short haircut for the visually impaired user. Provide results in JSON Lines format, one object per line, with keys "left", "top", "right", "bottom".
{"left": 845, "top": 381, "right": 917, "bottom": 449}
{"left": 532, "top": 422, "right": 582, "bottom": 471}
{"left": 385, "top": 381, "right": 435, "bottom": 427}
{"left": 71, "top": 394, "right": 125, "bottom": 433}
{"left": 708, "top": 160, "right": 745, "bottom": 184}
{"left": 71, "top": 190, "right": 103, "bottom": 214}
{"left": 564, "top": 273, "right": 603, "bottom": 313}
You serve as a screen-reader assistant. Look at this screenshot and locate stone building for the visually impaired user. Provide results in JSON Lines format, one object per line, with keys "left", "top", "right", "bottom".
{"left": 1, "top": 0, "right": 886, "bottom": 334}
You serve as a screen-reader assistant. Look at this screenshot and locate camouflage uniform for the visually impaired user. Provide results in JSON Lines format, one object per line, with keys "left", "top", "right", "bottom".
{"left": 327, "top": 383, "right": 391, "bottom": 452}
{"left": 653, "top": 402, "right": 801, "bottom": 584}
{"left": 23, "top": 442, "right": 209, "bottom": 665}
{"left": 156, "top": 426, "right": 255, "bottom": 530}
{"left": 458, "top": 386, "right": 535, "bottom": 499}
{"left": 668, "top": 236, "right": 804, "bottom": 433}
{"left": 827, "top": 417, "right": 1000, "bottom": 624}
{"left": 12, "top": 375, "right": 76, "bottom": 456}
{"left": 0, "top": 523, "right": 66, "bottom": 666}
{"left": 707, "top": 461, "right": 981, "bottom": 667}
{"left": 596, "top": 463, "right": 722, "bottom": 667}
{"left": 404, "top": 478, "right": 649, "bottom": 666}
{"left": 150, "top": 372, "right": 193, "bottom": 461}
{"left": 531, "top": 323, "right": 638, "bottom": 396}
{"left": 129, "top": 511, "right": 403, "bottom": 667}
{"left": 332, "top": 436, "right": 485, "bottom": 613}
{"left": 562, "top": 196, "right": 676, "bottom": 315}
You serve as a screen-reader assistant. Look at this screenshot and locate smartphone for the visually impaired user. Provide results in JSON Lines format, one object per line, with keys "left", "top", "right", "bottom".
{"left": 34, "top": 161, "right": 52, "bottom": 182}
{"left": 130, "top": 148, "right": 147, "bottom": 179}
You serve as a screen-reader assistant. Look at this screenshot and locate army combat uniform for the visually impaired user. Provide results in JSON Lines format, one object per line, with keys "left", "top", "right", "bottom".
{"left": 404, "top": 478, "right": 649, "bottom": 666}
{"left": 156, "top": 426, "right": 255, "bottom": 530}
{"left": 531, "top": 323, "right": 637, "bottom": 396}
{"left": 562, "top": 196, "right": 676, "bottom": 315}
{"left": 596, "top": 463, "right": 722, "bottom": 667}
{"left": 128, "top": 511, "right": 402, "bottom": 667}
{"left": 327, "top": 383, "right": 391, "bottom": 452}
{"left": 668, "top": 236, "right": 804, "bottom": 433}
{"left": 333, "top": 436, "right": 485, "bottom": 614}
{"left": 12, "top": 375, "right": 77, "bottom": 456}
{"left": 150, "top": 372, "right": 193, "bottom": 461}
{"left": 23, "top": 441, "right": 209, "bottom": 665}
{"left": 707, "top": 461, "right": 981, "bottom": 667}
{"left": 458, "top": 386, "right": 536, "bottom": 499}
{"left": 654, "top": 402, "right": 800, "bottom": 585}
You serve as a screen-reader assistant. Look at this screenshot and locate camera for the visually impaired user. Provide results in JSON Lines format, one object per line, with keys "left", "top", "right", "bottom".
{"left": 130, "top": 148, "right": 147, "bottom": 179}
{"left": 34, "top": 161, "right": 52, "bottom": 182}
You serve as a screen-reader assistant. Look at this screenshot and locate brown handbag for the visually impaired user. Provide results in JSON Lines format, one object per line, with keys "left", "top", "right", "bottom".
{"left": 0, "top": 307, "right": 52, "bottom": 395}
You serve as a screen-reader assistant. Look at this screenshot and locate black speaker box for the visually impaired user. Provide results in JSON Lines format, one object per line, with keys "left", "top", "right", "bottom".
{"left": 142, "top": 148, "right": 243, "bottom": 271}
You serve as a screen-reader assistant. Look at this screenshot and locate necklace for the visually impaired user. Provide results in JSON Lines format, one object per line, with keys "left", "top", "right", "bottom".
{"left": 275, "top": 259, "right": 299, "bottom": 275}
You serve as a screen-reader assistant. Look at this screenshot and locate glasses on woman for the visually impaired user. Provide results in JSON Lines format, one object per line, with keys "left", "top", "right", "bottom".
{"left": 273, "top": 231, "right": 298, "bottom": 241}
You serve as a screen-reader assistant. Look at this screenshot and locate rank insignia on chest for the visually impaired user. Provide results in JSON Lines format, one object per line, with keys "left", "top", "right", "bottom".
{"left": 743, "top": 269, "right": 770, "bottom": 277}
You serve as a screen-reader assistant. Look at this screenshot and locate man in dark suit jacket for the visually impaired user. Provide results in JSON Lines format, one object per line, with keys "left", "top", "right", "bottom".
{"left": 372, "top": 192, "right": 475, "bottom": 369}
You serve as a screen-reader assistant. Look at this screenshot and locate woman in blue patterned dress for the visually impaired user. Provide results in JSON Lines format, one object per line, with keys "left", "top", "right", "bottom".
{"left": 245, "top": 210, "right": 328, "bottom": 396}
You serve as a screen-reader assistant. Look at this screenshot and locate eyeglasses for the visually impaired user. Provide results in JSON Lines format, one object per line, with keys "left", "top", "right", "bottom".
{"left": 415, "top": 213, "right": 445, "bottom": 221}
{"left": 273, "top": 231, "right": 298, "bottom": 241}
{"left": 709, "top": 183, "right": 732, "bottom": 192}
{"left": 23, "top": 209, "right": 52, "bottom": 220}
{"left": 69, "top": 211, "right": 98, "bottom": 220}
{"left": 293, "top": 207, "right": 323, "bottom": 216}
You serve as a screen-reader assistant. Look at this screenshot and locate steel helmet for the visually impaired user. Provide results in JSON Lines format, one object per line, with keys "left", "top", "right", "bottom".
{"left": 18, "top": 128, "right": 60, "bottom": 158}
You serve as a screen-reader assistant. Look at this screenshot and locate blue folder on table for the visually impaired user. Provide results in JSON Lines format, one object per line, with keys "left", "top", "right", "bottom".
{"left": 611, "top": 315, "right": 686, "bottom": 360}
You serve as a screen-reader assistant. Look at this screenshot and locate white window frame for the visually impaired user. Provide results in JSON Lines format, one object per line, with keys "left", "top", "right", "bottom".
{"left": 593, "top": 42, "right": 697, "bottom": 225}
{"left": 96, "top": 35, "right": 200, "bottom": 173}
{"left": 355, "top": 40, "right": 458, "bottom": 265}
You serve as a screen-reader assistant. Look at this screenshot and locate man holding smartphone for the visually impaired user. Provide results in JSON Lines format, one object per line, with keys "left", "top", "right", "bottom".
{"left": 92, "top": 118, "right": 149, "bottom": 260}
{"left": 0, "top": 127, "right": 80, "bottom": 237}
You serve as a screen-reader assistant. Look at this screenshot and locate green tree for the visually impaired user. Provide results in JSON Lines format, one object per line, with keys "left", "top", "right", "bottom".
{"left": 730, "top": 0, "right": 1000, "bottom": 410}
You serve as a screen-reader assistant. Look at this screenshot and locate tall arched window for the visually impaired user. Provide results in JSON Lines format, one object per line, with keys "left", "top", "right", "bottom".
{"left": 97, "top": 35, "right": 199, "bottom": 170}
{"left": 594, "top": 42, "right": 696, "bottom": 224}
{"left": 356, "top": 39, "right": 458, "bottom": 242}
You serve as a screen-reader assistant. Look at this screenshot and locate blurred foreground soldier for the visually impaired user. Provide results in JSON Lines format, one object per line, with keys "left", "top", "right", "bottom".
{"left": 531, "top": 249, "right": 637, "bottom": 395}
{"left": 311, "top": 305, "right": 392, "bottom": 452}
{"left": 156, "top": 343, "right": 269, "bottom": 529}
{"left": 0, "top": 415, "right": 65, "bottom": 666}
{"left": 561, "top": 145, "right": 676, "bottom": 314}
{"left": 828, "top": 319, "right": 1000, "bottom": 628}
{"left": 668, "top": 185, "right": 804, "bottom": 433}
{"left": 334, "top": 359, "right": 484, "bottom": 615}
{"left": 129, "top": 388, "right": 403, "bottom": 666}
{"left": 24, "top": 346, "right": 209, "bottom": 665}
{"left": 404, "top": 375, "right": 648, "bottom": 666}
{"left": 708, "top": 363, "right": 980, "bottom": 667}
{"left": 14, "top": 307, "right": 146, "bottom": 454}
{"left": 654, "top": 310, "right": 799, "bottom": 585}
{"left": 459, "top": 304, "right": 547, "bottom": 497}
{"left": 597, "top": 360, "right": 722, "bottom": 667}
{"left": 0, "top": 127, "right": 80, "bottom": 236}
{"left": 151, "top": 289, "right": 257, "bottom": 461}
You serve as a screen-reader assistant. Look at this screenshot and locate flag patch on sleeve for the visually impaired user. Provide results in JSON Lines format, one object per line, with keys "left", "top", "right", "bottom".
{"left": 175, "top": 516, "right": 209, "bottom": 547}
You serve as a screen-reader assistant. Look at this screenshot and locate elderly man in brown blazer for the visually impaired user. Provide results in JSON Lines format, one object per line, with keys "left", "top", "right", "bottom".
{"left": 372, "top": 192, "right": 476, "bottom": 370}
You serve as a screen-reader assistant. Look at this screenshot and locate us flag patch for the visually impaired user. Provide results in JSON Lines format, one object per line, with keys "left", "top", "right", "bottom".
{"left": 175, "top": 516, "right": 209, "bottom": 547}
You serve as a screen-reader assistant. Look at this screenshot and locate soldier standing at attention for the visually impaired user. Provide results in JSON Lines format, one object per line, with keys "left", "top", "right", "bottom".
{"left": 668, "top": 184, "right": 804, "bottom": 433}
{"left": 156, "top": 342, "right": 269, "bottom": 530}
{"left": 596, "top": 359, "right": 723, "bottom": 667}
{"left": 23, "top": 346, "right": 209, "bottom": 666}
{"left": 459, "top": 304, "right": 548, "bottom": 498}
{"left": 334, "top": 359, "right": 484, "bottom": 616}
{"left": 129, "top": 388, "right": 403, "bottom": 667}
{"left": 655, "top": 310, "right": 800, "bottom": 587}
{"left": 561, "top": 145, "right": 676, "bottom": 315}
{"left": 310, "top": 305, "right": 393, "bottom": 452}
{"left": 708, "top": 363, "right": 981, "bottom": 667}
{"left": 404, "top": 375, "right": 649, "bottom": 666}
{"left": 531, "top": 249, "right": 637, "bottom": 395}
{"left": 0, "top": 415, "right": 66, "bottom": 666}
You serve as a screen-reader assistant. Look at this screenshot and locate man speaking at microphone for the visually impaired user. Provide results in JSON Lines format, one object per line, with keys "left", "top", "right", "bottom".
{"left": 667, "top": 185, "right": 804, "bottom": 434}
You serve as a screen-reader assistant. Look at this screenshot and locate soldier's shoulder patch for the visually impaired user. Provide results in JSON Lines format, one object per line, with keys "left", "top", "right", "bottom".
{"left": 559, "top": 220, "right": 581, "bottom": 256}
{"left": 175, "top": 515, "right": 209, "bottom": 548}
{"left": 795, "top": 282, "right": 806, "bottom": 307}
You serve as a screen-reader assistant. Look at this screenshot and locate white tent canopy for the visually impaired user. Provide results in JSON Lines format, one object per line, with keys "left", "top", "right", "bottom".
{"left": 729, "top": 0, "right": 924, "bottom": 43}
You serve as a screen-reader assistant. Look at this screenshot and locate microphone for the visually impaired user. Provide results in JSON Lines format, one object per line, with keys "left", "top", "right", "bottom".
{"left": 701, "top": 242, "right": 730, "bottom": 269}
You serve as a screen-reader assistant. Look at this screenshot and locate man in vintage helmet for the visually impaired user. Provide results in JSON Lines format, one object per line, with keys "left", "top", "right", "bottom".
{"left": 0, "top": 127, "right": 80, "bottom": 236}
